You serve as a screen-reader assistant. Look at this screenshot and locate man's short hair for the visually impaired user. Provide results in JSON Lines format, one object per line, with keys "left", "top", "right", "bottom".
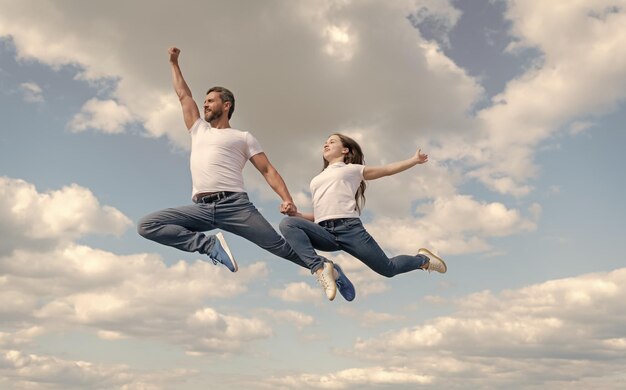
{"left": 207, "top": 86, "right": 235, "bottom": 119}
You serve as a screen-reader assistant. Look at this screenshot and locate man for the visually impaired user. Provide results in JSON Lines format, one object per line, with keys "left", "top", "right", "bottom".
{"left": 137, "top": 47, "right": 355, "bottom": 301}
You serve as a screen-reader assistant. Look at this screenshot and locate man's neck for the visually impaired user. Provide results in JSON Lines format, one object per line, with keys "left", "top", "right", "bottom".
{"left": 210, "top": 117, "right": 231, "bottom": 129}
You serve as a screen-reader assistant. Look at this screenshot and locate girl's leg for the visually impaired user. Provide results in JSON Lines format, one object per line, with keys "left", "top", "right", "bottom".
{"left": 335, "top": 219, "right": 427, "bottom": 277}
{"left": 279, "top": 216, "right": 340, "bottom": 273}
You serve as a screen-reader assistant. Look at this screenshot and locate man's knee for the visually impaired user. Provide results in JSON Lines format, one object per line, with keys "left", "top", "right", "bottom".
{"left": 136, "top": 216, "right": 155, "bottom": 238}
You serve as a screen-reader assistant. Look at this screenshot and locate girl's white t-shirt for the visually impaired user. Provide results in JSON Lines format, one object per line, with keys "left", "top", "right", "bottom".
{"left": 189, "top": 118, "right": 263, "bottom": 198}
{"left": 310, "top": 162, "right": 365, "bottom": 223}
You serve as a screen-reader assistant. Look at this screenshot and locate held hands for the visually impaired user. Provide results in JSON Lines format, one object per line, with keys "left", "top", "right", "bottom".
{"left": 414, "top": 148, "right": 428, "bottom": 164}
{"left": 280, "top": 201, "right": 298, "bottom": 216}
{"left": 168, "top": 47, "right": 180, "bottom": 63}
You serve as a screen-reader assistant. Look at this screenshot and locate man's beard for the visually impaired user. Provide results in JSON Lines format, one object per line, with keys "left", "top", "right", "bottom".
{"left": 204, "top": 107, "right": 223, "bottom": 122}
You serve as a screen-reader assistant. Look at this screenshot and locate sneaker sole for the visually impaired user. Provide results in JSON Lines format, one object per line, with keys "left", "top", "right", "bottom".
{"left": 418, "top": 248, "right": 447, "bottom": 273}
{"left": 216, "top": 232, "right": 238, "bottom": 272}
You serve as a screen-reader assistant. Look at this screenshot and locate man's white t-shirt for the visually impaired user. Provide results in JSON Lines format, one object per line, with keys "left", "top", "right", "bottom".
{"left": 310, "top": 162, "right": 365, "bottom": 223}
{"left": 189, "top": 118, "right": 263, "bottom": 199}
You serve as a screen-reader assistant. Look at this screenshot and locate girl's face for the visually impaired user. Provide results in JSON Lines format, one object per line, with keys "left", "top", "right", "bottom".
{"left": 323, "top": 135, "right": 348, "bottom": 162}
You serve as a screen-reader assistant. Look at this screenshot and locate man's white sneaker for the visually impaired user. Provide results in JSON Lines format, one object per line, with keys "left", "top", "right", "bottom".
{"left": 418, "top": 248, "right": 447, "bottom": 274}
{"left": 315, "top": 262, "right": 337, "bottom": 301}
{"left": 208, "top": 232, "right": 238, "bottom": 272}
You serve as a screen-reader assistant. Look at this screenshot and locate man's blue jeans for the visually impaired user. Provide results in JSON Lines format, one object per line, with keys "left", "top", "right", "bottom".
{"left": 137, "top": 192, "right": 306, "bottom": 268}
{"left": 279, "top": 216, "right": 427, "bottom": 277}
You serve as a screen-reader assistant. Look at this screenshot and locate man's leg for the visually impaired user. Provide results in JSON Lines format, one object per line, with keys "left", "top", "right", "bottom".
{"left": 210, "top": 194, "right": 356, "bottom": 300}
{"left": 137, "top": 204, "right": 218, "bottom": 254}
{"left": 213, "top": 193, "right": 308, "bottom": 268}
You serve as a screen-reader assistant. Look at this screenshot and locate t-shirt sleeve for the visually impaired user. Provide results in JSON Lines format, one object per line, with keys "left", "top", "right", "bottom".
{"left": 245, "top": 132, "right": 264, "bottom": 159}
{"left": 351, "top": 164, "right": 365, "bottom": 180}
{"left": 189, "top": 118, "right": 206, "bottom": 135}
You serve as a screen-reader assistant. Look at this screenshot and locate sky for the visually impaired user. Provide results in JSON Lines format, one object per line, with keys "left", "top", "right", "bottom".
{"left": 0, "top": 0, "right": 625, "bottom": 389}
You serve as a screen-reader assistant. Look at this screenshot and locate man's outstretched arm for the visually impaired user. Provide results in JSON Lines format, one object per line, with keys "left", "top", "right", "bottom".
{"left": 250, "top": 152, "right": 298, "bottom": 216}
{"left": 169, "top": 47, "right": 200, "bottom": 130}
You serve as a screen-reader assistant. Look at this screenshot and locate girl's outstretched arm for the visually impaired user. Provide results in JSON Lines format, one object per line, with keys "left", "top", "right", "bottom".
{"left": 363, "top": 148, "right": 428, "bottom": 180}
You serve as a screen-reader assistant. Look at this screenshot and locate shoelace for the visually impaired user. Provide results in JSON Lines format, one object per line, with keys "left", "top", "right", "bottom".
{"left": 317, "top": 273, "right": 332, "bottom": 289}
{"left": 209, "top": 254, "right": 221, "bottom": 266}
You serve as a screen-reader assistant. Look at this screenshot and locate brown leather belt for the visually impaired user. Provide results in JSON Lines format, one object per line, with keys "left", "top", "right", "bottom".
{"left": 193, "top": 191, "right": 236, "bottom": 204}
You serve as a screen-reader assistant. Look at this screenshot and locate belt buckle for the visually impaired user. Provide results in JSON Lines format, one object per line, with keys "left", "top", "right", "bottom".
{"left": 200, "top": 193, "right": 215, "bottom": 203}
{"left": 203, "top": 191, "right": 224, "bottom": 203}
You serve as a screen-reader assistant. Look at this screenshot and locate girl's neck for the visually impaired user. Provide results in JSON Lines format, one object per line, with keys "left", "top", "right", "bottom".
{"left": 327, "top": 156, "right": 344, "bottom": 165}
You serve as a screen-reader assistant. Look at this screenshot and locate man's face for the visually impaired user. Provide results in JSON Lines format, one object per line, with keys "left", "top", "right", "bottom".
{"left": 203, "top": 91, "right": 225, "bottom": 122}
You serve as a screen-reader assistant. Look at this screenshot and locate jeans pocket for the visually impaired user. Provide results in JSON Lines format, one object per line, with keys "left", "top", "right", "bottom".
{"left": 343, "top": 218, "right": 362, "bottom": 229}
{"left": 226, "top": 192, "right": 248, "bottom": 204}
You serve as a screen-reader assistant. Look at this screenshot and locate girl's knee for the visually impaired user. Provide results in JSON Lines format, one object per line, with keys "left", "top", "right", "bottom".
{"left": 378, "top": 268, "right": 396, "bottom": 278}
{"left": 279, "top": 217, "right": 298, "bottom": 234}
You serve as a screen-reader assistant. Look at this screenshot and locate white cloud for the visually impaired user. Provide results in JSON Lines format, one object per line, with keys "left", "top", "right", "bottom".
{"left": 19, "top": 81, "right": 43, "bottom": 103}
{"left": 270, "top": 282, "right": 321, "bottom": 303}
{"left": 1, "top": 1, "right": 623, "bottom": 259}
{"left": 185, "top": 307, "right": 272, "bottom": 355}
{"left": 0, "top": 0, "right": 480, "bottom": 188}
{"left": 68, "top": 98, "right": 134, "bottom": 134}
{"left": 0, "top": 0, "right": 543, "bottom": 259}
{"left": 323, "top": 24, "right": 357, "bottom": 62}
{"left": 336, "top": 267, "right": 626, "bottom": 388}
{"left": 0, "top": 243, "right": 271, "bottom": 355}
{"left": 0, "top": 175, "right": 274, "bottom": 356}
{"left": 0, "top": 2, "right": 625, "bottom": 388}
{"left": 568, "top": 120, "right": 595, "bottom": 135}
{"left": 264, "top": 268, "right": 626, "bottom": 389}
{"left": 0, "top": 349, "right": 193, "bottom": 390}
{"left": 337, "top": 307, "right": 405, "bottom": 327}
{"left": 466, "top": 0, "right": 626, "bottom": 195}
{"left": 366, "top": 194, "right": 537, "bottom": 255}
{"left": 258, "top": 309, "right": 315, "bottom": 330}
{"left": 267, "top": 366, "right": 432, "bottom": 389}
{"left": 0, "top": 177, "right": 132, "bottom": 255}
{"left": 0, "top": 327, "right": 44, "bottom": 349}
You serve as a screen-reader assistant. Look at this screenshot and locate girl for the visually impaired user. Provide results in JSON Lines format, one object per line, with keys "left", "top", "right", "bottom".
{"left": 279, "top": 134, "right": 446, "bottom": 301}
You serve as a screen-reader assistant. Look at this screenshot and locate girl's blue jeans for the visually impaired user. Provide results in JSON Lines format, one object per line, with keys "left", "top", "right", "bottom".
{"left": 279, "top": 216, "right": 427, "bottom": 276}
